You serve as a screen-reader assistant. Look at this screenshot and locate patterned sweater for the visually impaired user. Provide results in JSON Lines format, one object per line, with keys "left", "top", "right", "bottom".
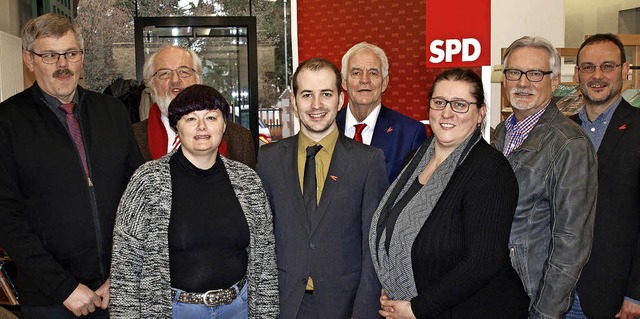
{"left": 109, "top": 152, "right": 279, "bottom": 318}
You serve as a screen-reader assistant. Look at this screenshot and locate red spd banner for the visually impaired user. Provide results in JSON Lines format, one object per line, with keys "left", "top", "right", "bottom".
{"left": 426, "top": 0, "right": 490, "bottom": 68}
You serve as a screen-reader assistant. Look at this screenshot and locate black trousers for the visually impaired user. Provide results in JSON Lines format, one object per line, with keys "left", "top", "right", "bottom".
{"left": 21, "top": 304, "right": 109, "bottom": 319}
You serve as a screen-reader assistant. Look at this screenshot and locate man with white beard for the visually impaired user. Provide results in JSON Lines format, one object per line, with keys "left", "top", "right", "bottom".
{"left": 133, "top": 46, "right": 256, "bottom": 167}
{"left": 491, "top": 36, "right": 598, "bottom": 319}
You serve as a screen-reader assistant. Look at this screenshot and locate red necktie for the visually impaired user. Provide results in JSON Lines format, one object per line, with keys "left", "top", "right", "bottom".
{"left": 60, "top": 102, "right": 89, "bottom": 177}
{"left": 353, "top": 123, "right": 367, "bottom": 143}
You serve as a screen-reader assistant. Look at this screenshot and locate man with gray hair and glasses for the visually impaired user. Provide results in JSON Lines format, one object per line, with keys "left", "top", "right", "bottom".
{"left": 491, "top": 36, "right": 598, "bottom": 319}
{"left": 133, "top": 45, "right": 256, "bottom": 167}
{"left": 0, "top": 13, "right": 143, "bottom": 318}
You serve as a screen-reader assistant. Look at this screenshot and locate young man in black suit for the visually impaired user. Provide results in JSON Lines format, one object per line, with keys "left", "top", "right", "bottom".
{"left": 567, "top": 33, "right": 640, "bottom": 319}
{"left": 256, "top": 58, "right": 388, "bottom": 318}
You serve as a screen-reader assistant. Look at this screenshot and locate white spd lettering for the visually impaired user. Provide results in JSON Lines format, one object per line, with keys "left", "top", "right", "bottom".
{"left": 429, "top": 38, "right": 481, "bottom": 63}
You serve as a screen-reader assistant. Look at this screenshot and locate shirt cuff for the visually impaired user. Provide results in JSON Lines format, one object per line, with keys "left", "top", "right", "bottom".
{"left": 624, "top": 296, "right": 640, "bottom": 305}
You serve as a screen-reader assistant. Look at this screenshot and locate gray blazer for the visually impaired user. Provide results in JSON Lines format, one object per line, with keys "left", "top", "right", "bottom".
{"left": 109, "top": 153, "right": 278, "bottom": 318}
{"left": 256, "top": 133, "right": 389, "bottom": 319}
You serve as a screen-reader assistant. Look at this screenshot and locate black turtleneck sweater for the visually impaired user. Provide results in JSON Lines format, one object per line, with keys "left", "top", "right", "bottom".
{"left": 168, "top": 148, "right": 249, "bottom": 292}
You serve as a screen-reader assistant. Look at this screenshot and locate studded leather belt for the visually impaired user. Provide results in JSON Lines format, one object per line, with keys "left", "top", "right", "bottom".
{"left": 172, "top": 276, "right": 246, "bottom": 307}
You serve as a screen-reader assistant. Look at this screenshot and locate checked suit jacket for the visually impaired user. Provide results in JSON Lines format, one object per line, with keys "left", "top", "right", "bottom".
{"left": 256, "top": 132, "right": 389, "bottom": 319}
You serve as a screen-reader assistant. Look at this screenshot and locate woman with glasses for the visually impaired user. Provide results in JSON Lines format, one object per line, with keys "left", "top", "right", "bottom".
{"left": 370, "top": 68, "right": 529, "bottom": 318}
{"left": 109, "top": 85, "right": 278, "bottom": 319}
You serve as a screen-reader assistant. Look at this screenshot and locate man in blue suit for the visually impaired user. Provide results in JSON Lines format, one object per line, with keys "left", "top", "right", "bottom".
{"left": 337, "top": 42, "right": 427, "bottom": 183}
{"left": 257, "top": 58, "right": 388, "bottom": 318}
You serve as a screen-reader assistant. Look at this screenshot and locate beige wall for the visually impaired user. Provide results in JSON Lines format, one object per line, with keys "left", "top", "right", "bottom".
{"left": 488, "top": 0, "right": 565, "bottom": 129}
{"left": 0, "top": 31, "right": 24, "bottom": 101}
{"left": 0, "top": 0, "right": 23, "bottom": 37}
{"left": 1, "top": 0, "right": 33, "bottom": 90}
{"left": 0, "top": 1, "right": 26, "bottom": 99}
{"left": 565, "top": 0, "right": 639, "bottom": 47}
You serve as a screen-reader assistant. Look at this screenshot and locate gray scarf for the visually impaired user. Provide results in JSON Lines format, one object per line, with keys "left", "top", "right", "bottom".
{"left": 369, "top": 130, "right": 481, "bottom": 300}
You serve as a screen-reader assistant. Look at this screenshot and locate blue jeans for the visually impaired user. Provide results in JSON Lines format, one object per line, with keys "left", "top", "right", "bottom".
{"left": 565, "top": 290, "right": 589, "bottom": 319}
{"left": 171, "top": 280, "right": 248, "bottom": 319}
{"left": 21, "top": 304, "right": 109, "bottom": 319}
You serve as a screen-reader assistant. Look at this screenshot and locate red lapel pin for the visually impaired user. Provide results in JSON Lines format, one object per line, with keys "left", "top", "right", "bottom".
{"left": 386, "top": 127, "right": 393, "bottom": 133}
{"left": 330, "top": 175, "right": 338, "bottom": 181}
{"left": 619, "top": 124, "right": 627, "bottom": 130}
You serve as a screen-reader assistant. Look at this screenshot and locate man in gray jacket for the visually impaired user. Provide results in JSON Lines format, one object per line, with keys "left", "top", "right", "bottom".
{"left": 491, "top": 36, "right": 598, "bottom": 319}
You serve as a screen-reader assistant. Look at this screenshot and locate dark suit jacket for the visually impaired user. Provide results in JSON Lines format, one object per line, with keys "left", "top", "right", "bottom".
{"left": 337, "top": 104, "right": 427, "bottom": 183}
{"left": 132, "top": 119, "right": 256, "bottom": 168}
{"left": 571, "top": 99, "right": 640, "bottom": 318}
{"left": 256, "top": 133, "right": 389, "bottom": 319}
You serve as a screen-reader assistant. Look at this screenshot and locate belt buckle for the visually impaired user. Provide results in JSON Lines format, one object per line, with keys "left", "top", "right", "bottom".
{"left": 202, "top": 289, "right": 222, "bottom": 307}
{"left": 201, "top": 288, "right": 237, "bottom": 307}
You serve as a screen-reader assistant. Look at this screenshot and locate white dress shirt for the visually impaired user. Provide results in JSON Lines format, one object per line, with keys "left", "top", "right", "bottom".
{"left": 344, "top": 104, "right": 381, "bottom": 145}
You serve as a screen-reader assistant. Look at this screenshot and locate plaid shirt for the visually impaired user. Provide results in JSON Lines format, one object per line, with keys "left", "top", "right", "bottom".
{"left": 503, "top": 106, "right": 548, "bottom": 158}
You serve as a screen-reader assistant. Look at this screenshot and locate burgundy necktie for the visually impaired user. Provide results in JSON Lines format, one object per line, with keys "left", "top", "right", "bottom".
{"left": 59, "top": 102, "right": 89, "bottom": 177}
{"left": 353, "top": 123, "right": 367, "bottom": 143}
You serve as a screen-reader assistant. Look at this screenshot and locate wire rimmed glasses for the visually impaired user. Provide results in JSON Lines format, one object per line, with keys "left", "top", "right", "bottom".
{"left": 153, "top": 67, "right": 196, "bottom": 80}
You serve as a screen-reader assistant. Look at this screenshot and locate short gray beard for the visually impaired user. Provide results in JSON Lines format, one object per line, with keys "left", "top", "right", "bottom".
{"left": 509, "top": 88, "right": 537, "bottom": 111}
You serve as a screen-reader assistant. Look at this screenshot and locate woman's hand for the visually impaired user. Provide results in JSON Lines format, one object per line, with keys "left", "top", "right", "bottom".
{"left": 379, "top": 289, "right": 417, "bottom": 319}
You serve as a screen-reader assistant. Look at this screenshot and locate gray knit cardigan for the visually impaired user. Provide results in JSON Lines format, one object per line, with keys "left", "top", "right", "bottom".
{"left": 109, "top": 152, "right": 279, "bottom": 318}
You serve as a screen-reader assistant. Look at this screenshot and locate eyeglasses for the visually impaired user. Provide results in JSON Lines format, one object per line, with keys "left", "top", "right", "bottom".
{"left": 153, "top": 67, "right": 196, "bottom": 80}
{"left": 29, "top": 50, "right": 83, "bottom": 64}
{"left": 577, "top": 62, "right": 622, "bottom": 74}
{"left": 429, "top": 98, "right": 478, "bottom": 114}
{"left": 503, "top": 69, "right": 553, "bottom": 82}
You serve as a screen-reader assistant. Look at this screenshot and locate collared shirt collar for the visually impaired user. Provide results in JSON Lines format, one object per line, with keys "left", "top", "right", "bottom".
{"left": 578, "top": 97, "right": 621, "bottom": 151}
{"left": 503, "top": 105, "right": 548, "bottom": 157}
{"left": 344, "top": 103, "right": 381, "bottom": 145}
{"left": 297, "top": 127, "right": 339, "bottom": 196}
{"left": 41, "top": 88, "right": 80, "bottom": 127}
{"left": 298, "top": 126, "right": 339, "bottom": 156}
{"left": 42, "top": 90, "right": 80, "bottom": 113}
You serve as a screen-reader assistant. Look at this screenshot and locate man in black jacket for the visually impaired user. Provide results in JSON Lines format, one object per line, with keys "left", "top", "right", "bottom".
{"left": 567, "top": 33, "right": 640, "bottom": 319}
{"left": 0, "top": 13, "right": 143, "bottom": 318}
